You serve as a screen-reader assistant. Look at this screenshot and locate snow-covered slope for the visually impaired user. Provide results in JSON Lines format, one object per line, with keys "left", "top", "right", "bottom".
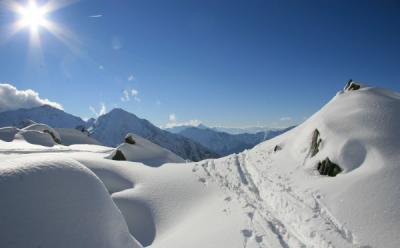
{"left": 0, "top": 156, "right": 142, "bottom": 248}
{"left": 177, "top": 126, "right": 292, "bottom": 156}
{"left": 108, "top": 133, "right": 185, "bottom": 166}
{"left": 55, "top": 128, "right": 102, "bottom": 146}
{"left": 0, "top": 123, "right": 62, "bottom": 147}
{"left": 0, "top": 105, "right": 86, "bottom": 128}
{"left": 0, "top": 83, "right": 399, "bottom": 248}
{"left": 190, "top": 83, "right": 400, "bottom": 247}
{"left": 90, "top": 108, "right": 218, "bottom": 161}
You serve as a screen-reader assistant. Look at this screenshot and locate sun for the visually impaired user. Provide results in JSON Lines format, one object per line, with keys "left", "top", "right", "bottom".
{"left": 5, "top": 0, "right": 78, "bottom": 49}
{"left": 18, "top": 1, "right": 48, "bottom": 32}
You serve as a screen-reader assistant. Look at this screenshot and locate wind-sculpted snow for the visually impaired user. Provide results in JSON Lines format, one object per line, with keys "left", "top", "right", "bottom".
{"left": 0, "top": 84, "right": 399, "bottom": 248}
{"left": 108, "top": 133, "right": 185, "bottom": 166}
{"left": 0, "top": 156, "right": 142, "bottom": 248}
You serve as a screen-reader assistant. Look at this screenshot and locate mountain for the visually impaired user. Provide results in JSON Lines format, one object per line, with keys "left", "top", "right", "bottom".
{"left": 0, "top": 105, "right": 86, "bottom": 128}
{"left": 212, "top": 126, "right": 289, "bottom": 134}
{"left": 166, "top": 123, "right": 208, "bottom": 134}
{"left": 176, "top": 126, "right": 292, "bottom": 156}
{"left": 90, "top": 108, "right": 218, "bottom": 161}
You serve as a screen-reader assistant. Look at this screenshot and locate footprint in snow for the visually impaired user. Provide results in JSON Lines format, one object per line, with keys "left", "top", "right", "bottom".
{"left": 241, "top": 229, "right": 253, "bottom": 238}
{"left": 224, "top": 196, "right": 232, "bottom": 202}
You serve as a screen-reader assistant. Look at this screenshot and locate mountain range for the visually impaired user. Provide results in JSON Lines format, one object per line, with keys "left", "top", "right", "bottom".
{"left": 0, "top": 105, "right": 292, "bottom": 160}
{"left": 167, "top": 125, "right": 293, "bottom": 156}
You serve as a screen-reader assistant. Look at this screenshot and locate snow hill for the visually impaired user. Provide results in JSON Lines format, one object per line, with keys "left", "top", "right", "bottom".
{"left": 0, "top": 82, "right": 399, "bottom": 248}
{"left": 175, "top": 126, "right": 293, "bottom": 156}
{"left": 90, "top": 108, "right": 218, "bottom": 161}
{"left": 108, "top": 133, "right": 185, "bottom": 166}
{"left": 55, "top": 128, "right": 102, "bottom": 146}
{"left": 0, "top": 105, "right": 86, "bottom": 128}
{"left": 0, "top": 156, "right": 142, "bottom": 248}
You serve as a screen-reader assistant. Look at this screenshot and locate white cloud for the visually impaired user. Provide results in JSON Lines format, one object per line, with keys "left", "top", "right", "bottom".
{"left": 164, "top": 113, "right": 202, "bottom": 128}
{"left": 121, "top": 88, "right": 140, "bottom": 102}
{"left": 89, "top": 14, "right": 102, "bottom": 18}
{"left": 128, "top": 74, "right": 135, "bottom": 81}
{"left": 89, "top": 102, "right": 107, "bottom": 117}
{"left": 0, "top": 83, "right": 63, "bottom": 112}
{"left": 280, "top": 117, "right": 292, "bottom": 121}
{"left": 169, "top": 113, "right": 177, "bottom": 122}
{"left": 121, "top": 90, "right": 130, "bottom": 102}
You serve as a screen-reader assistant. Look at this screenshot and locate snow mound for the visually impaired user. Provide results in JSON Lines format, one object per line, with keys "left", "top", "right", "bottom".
{"left": 23, "top": 123, "right": 61, "bottom": 143}
{"left": 14, "top": 130, "right": 56, "bottom": 147}
{"left": 0, "top": 156, "right": 142, "bottom": 248}
{"left": 195, "top": 84, "right": 400, "bottom": 247}
{"left": 0, "top": 127, "right": 19, "bottom": 142}
{"left": 108, "top": 133, "right": 185, "bottom": 166}
{"left": 55, "top": 128, "right": 101, "bottom": 146}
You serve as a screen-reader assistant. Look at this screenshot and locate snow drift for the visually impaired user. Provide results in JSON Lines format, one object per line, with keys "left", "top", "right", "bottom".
{"left": 0, "top": 156, "right": 142, "bottom": 248}
{"left": 108, "top": 133, "right": 185, "bottom": 166}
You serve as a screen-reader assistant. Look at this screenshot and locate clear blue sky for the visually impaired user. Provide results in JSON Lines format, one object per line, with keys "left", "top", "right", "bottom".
{"left": 1, "top": 0, "right": 399, "bottom": 127}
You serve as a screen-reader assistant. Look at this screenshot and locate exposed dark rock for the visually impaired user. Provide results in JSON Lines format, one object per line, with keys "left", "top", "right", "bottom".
{"left": 112, "top": 149, "right": 126, "bottom": 161}
{"left": 344, "top": 80, "right": 361, "bottom": 91}
{"left": 75, "top": 125, "right": 89, "bottom": 134}
{"left": 124, "top": 134, "right": 136, "bottom": 145}
{"left": 274, "top": 145, "right": 282, "bottom": 152}
{"left": 310, "top": 129, "right": 322, "bottom": 157}
{"left": 317, "top": 158, "right": 342, "bottom": 177}
{"left": 43, "top": 130, "right": 61, "bottom": 144}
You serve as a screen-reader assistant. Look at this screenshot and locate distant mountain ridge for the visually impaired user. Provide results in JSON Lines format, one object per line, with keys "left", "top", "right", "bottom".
{"left": 0, "top": 106, "right": 218, "bottom": 161}
{"left": 0, "top": 105, "right": 86, "bottom": 128}
{"left": 168, "top": 125, "right": 294, "bottom": 156}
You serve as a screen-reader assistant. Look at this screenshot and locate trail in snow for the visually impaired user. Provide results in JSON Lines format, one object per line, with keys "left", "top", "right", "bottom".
{"left": 193, "top": 145, "right": 358, "bottom": 248}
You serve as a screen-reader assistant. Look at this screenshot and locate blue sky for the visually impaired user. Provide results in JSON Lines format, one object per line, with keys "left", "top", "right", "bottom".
{"left": 0, "top": 0, "right": 399, "bottom": 127}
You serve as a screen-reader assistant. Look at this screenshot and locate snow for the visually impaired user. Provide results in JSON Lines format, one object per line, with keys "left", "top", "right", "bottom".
{"left": 55, "top": 128, "right": 102, "bottom": 145}
{"left": 108, "top": 133, "right": 185, "bottom": 166}
{"left": 23, "top": 123, "right": 61, "bottom": 143}
{"left": 0, "top": 127, "right": 19, "bottom": 142}
{"left": 14, "top": 129, "right": 56, "bottom": 147}
{"left": 0, "top": 83, "right": 399, "bottom": 248}
{"left": 0, "top": 156, "right": 142, "bottom": 248}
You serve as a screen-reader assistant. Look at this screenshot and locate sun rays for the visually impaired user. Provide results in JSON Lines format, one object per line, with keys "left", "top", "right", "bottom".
{"left": 5, "top": 0, "right": 79, "bottom": 49}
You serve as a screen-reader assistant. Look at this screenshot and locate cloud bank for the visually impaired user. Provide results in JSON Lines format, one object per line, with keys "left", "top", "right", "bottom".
{"left": 0, "top": 83, "right": 63, "bottom": 112}
{"left": 165, "top": 113, "right": 202, "bottom": 128}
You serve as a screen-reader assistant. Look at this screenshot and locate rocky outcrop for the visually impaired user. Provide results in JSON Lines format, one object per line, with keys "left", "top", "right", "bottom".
{"left": 43, "top": 130, "right": 61, "bottom": 144}
{"left": 344, "top": 80, "right": 361, "bottom": 91}
{"left": 317, "top": 158, "right": 342, "bottom": 177}
{"left": 274, "top": 145, "right": 282, "bottom": 152}
{"left": 310, "top": 129, "right": 322, "bottom": 157}
{"left": 111, "top": 150, "right": 126, "bottom": 161}
{"left": 124, "top": 134, "right": 136, "bottom": 145}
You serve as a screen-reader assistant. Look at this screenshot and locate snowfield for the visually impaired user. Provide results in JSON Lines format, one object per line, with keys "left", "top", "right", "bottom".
{"left": 0, "top": 84, "right": 399, "bottom": 247}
